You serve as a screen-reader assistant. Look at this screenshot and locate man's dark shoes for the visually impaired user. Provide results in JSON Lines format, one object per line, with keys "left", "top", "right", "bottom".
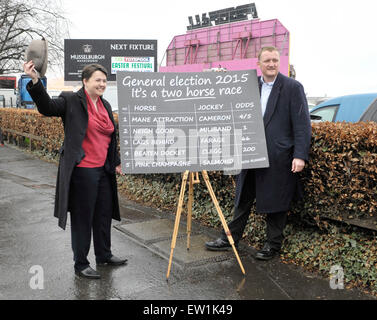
{"left": 205, "top": 238, "right": 236, "bottom": 251}
{"left": 96, "top": 255, "right": 128, "bottom": 266}
{"left": 255, "top": 243, "right": 279, "bottom": 261}
{"left": 75, "top": 266, "right": 101, "bottom": 279}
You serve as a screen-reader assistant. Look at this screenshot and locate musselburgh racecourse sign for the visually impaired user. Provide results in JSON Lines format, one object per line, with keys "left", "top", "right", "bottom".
{"left": 116, "top": 70, "right": 269, "bottom": 174}
{"left": 64, "top": 39, "right": 157, "bottom": 85}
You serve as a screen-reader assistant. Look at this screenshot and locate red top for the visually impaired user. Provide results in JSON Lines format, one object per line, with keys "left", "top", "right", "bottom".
{"left": 77, "top": 91, "right": 114, "bottom": 168}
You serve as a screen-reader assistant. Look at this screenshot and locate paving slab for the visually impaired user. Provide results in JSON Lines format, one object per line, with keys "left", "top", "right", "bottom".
{"left": 151, "top": 234, "right": 236, "bottom": 268}
{"left": 115, "top": 218, "right": 191, "bottom": 244}
{"left": 118, "top": 203, "right": 158, "bottom": 223}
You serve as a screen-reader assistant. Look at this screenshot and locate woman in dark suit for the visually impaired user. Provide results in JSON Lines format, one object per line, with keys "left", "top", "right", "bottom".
{"left": 24, "top": 61, "right": 127, "bottom": 279}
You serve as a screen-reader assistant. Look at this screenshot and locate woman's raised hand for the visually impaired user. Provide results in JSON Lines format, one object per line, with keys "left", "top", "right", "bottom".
{"left": 23, "top": 61, "right": 39, "bottom": 83}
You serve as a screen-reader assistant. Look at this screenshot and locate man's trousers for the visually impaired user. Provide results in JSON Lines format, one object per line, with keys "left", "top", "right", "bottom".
{"left": 221, "top": 170, "right": 288, "bottom": 250}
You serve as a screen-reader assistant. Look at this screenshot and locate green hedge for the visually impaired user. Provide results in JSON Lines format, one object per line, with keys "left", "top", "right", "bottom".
{"left": 117, "top": 122, "right": 377, "bottom": 224}
{"left": 282, "top": 223, "right": 377, "bottom": 293}
{"left": 296, "top": 122, "right": 377, "bottom": 222}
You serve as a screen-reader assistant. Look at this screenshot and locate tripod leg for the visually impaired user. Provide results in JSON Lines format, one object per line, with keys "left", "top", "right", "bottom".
{"left": 201, "top": 170, "right": 246, "bottom": 275}
{"left": 187, "top": 172, "right": 194, "bottom": 250}
{"left": 166, "top": 170, "right": 189, "bottom": 280}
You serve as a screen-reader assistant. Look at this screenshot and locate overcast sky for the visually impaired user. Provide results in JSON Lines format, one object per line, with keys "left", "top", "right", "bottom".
{"left": 59, "top": 0, "right": 377, "bottom": 97}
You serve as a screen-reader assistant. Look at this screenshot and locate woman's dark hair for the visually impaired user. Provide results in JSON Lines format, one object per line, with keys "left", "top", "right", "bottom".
{"left": 81, "top": 64, "right": 108, "bottom": 83}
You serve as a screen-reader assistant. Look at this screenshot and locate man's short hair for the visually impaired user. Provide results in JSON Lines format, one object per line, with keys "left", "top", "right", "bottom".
{"left": 258, "top": 46, "right": 279, "bottom": 61}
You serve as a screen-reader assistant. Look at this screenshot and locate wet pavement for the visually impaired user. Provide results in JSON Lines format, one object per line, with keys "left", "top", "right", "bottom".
{"left": 0, "top": 144, "right": 375, "bottom": 301}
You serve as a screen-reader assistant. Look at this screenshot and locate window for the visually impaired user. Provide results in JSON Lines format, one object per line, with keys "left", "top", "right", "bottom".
{"left": 360, "top": 99, "right": 377, "bottom": 122}
{"left": 310, "top": 105, "right": 339, "bottom": 122}
{"left": 0, "top": 77, "right": 17, "bottom": 89}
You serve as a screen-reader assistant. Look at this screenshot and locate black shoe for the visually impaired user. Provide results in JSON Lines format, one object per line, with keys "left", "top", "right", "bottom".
{"left": 205, "top": 238, "right": 236, "bottom": 251}
{"left": 255, "top": 243, "right": 279, "bottom": 261}
{"left": 96, "top": 255, "right": 128, "bottom": 266}
{"left": 75, "top": 266, "right": 101, "bottom": 279}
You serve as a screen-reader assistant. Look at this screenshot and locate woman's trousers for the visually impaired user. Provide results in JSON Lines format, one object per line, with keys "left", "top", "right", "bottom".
{"left": 69, "top": 166, "right": 113, "bottom": 271}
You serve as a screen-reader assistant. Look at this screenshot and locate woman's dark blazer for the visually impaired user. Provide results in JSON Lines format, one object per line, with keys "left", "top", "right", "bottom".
{"left": 234, "top": 72, "right": 312, "bottom": 214}
{"left": 27, "top": 80, "right": 121, "bottom": 230}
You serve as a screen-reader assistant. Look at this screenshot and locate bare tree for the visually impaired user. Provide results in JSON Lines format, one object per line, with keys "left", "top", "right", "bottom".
{"left": 0, "top": 0, "right": 69, "bottom": 75}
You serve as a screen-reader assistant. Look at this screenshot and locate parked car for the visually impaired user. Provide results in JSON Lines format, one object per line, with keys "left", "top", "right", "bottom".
{"left": 310, "top": 93, "right": 377, "bottom": 122}
{"left": 17, "top": 75, "right": 47, "bottom": 108}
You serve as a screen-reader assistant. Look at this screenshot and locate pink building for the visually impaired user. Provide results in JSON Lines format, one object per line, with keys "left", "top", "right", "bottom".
{"left": 160, "top": 18, "right": 290, "bottom": 75}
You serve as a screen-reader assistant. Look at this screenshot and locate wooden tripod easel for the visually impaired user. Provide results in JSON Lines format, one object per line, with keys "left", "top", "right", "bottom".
{"left": 166, "top": 170, "right": 246, "bottom": 280}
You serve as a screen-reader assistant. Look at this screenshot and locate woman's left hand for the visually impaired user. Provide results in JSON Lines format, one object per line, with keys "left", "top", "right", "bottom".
{"left": 115, "top": 165, "right": 123, "bottom": 175}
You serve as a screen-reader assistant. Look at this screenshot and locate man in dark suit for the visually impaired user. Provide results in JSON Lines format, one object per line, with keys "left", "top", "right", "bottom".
{"left": 205, "top": 46, "right": 311, "bottom": 260}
